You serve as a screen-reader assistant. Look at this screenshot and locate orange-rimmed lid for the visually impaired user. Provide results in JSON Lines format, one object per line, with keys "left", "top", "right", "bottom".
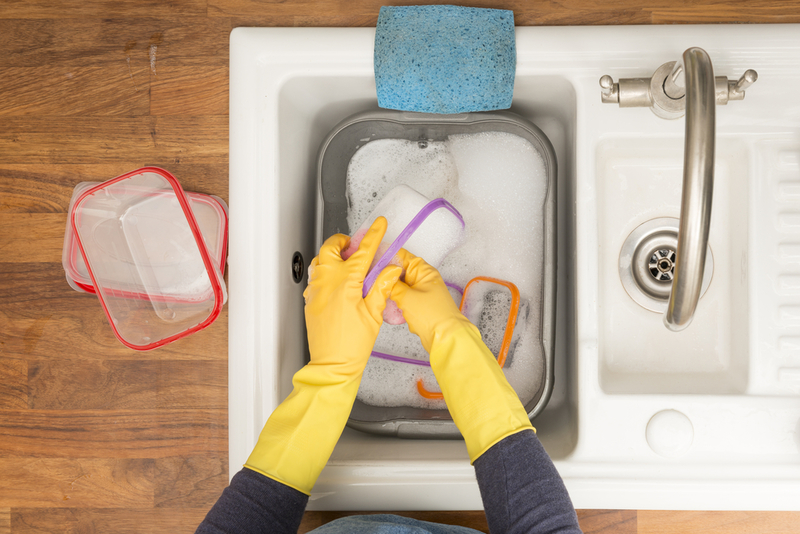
{"left": 415, "top": 276, "right": 521, "bottom": 400}
{"left": 459, "top": 276, "right": 520, "bottom": 368}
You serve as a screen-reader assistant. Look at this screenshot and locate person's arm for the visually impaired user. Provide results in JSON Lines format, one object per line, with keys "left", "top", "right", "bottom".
{"left": 474, "top": 431, "right": 581, "bottom": 534}
{"left": 196, "top": 217, "right": 401, "bottom": 534}
{"left": 391, "top": 251, "right": 581, "bottom": 534}
{"left": 196, "top": 469, "right": 307, "bottom": 534}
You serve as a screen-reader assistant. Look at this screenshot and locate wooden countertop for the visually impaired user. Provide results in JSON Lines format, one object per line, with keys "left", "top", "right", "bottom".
{"left": 1, "top": 1, "right": 799, "bottom": 532}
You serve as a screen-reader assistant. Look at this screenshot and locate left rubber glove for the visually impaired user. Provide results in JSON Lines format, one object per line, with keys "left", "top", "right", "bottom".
{"left": 244, "top": 217, "right": 401, "bottom": 495}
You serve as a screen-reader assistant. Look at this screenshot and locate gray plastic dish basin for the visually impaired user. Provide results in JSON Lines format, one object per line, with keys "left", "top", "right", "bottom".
{"left": 316, "top": 109, "right": 557, "bottom": 439}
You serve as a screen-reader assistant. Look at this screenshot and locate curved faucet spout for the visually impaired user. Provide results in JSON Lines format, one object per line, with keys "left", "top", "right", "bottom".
{"left": 600, "top": 49, "right": 757, "bottom": 331}
{"left": 664, "top": 47, "right": 715, "bottom": 331}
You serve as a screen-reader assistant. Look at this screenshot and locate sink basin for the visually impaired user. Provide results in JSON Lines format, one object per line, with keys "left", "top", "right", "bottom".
{"left": 229, "top": 24, "right": 800, "bottom": 511}
{"left": 596, "top": 136, "right": 750, "bottom": 394}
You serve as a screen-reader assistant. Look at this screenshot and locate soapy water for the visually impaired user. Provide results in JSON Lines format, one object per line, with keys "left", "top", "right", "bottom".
{"left": 346, "top": 131, "right": 548, "bottom": 409}
{"left": 476, "top": 289, "right": 513, "bottom": 357}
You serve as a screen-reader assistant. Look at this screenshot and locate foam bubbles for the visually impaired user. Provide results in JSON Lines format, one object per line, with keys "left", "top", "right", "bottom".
{"left": 358, "top": 355, "right": 447, "bottom": 410}
{"left": 464, "top": 285, "right": 513, "bottom": 357}
{"left": 346, "top": 139, "right": 459, "bottom": 231}
{"left": 346, "top": 131, "right": 548, "bottom": 409}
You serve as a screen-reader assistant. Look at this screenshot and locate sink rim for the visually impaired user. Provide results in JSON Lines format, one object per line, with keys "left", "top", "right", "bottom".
{"left": 230, "top": 24, "right": 800, "bottom": 511}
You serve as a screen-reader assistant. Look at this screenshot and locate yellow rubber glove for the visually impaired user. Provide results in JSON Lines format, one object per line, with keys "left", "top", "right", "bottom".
{"left": 245, "top": 217, "right": 402, "bottom": 494}
{"left": 391, "top": 249, "right": 534, "bottom": 463}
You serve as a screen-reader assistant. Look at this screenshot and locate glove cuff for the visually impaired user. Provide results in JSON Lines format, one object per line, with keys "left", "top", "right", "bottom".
{"left": 429, "top": 325, "right": 533, "bottom": 462}
{"left": 245, "top": 369, "right": 362, "bottom": 494}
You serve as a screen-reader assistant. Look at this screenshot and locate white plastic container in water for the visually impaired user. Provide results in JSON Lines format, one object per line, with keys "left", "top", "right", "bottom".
{"left": 342, "top": 184, "right": 466, "bottom": 324}
{"left": 344, "top": 184, "right": 465, "bottom": 270}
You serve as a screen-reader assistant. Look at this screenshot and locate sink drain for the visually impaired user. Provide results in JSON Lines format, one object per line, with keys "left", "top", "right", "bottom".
{"left": 649, "top": 249, "right": 676, "bottom": 281}
{"left": 619, "top": 218, "right": 713, "bottom": 312}
{"left": 291, "top": 251, "right": 304, "bottom": 283}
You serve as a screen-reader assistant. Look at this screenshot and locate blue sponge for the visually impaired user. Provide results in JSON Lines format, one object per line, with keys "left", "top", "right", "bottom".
{"left": 374, "top": 5, "right": 516, "bottom": 114}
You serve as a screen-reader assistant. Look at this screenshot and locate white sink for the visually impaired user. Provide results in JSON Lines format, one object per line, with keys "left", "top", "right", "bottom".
{"left": 596, "top": 136, "right": 750, "bottom": 395}
{"left": 229, "top": 24, "right": 800, "bottom": 511}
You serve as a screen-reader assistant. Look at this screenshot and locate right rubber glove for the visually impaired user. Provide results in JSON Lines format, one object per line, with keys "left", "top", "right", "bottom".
{"left": 391, "top": 249, "right": 534, "bottom": 463}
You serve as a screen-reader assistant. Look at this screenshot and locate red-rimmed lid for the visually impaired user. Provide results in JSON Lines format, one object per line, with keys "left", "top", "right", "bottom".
{"left": 70, "top": 167, "right": 227, "bottom": 351}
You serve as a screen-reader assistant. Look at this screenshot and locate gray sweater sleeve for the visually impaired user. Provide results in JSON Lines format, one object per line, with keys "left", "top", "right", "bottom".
{"left": 473, "top": 429, "right": 582, "bottom": 534}
{"left": 195, "top": 468, "right": 308, "bottom": 534}
{"left": 196, "top": 430, "right": 580, "bottom": 534}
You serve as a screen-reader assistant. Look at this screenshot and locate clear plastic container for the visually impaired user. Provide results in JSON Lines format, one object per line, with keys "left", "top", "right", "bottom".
{"left": 367, "top": 276, "right": 522, "bottom": 401}
{"left": 63, "top": 181, "right": 228, "bottom": 295}
{"left": 415, "top": 277, "right": 521, "bottom": 400}
{"left": 344, "top": 184, "right": 466, "bottom": 295}
{"left": 69, "top": 167, "right": 227, "bottom": 350}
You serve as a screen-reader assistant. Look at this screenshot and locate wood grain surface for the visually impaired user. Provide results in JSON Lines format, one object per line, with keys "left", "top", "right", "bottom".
{"left": 1, "top": 1, "right": 799, "bottom": 533}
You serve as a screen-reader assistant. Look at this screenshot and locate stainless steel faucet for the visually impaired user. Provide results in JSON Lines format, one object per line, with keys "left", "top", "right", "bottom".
{"left": 600, "top": 48, "right": 757, "bottom": 331}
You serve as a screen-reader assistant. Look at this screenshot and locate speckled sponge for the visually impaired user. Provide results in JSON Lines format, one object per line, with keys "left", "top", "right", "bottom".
{"left": 374, "top": 5, "right": 516, "bottom": 114}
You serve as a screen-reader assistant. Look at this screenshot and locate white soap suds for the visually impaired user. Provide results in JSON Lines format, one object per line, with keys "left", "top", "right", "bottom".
{"left": 346, "top": 131, "right": 548, "bottom": 409}
{"left": 462, "top": 282, "right": 514, "bottom": 357}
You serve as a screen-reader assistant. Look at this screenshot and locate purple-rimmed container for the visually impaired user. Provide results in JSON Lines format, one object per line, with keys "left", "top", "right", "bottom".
{"left": 371, "top": 350, "right": 431, "bottom": 367}
{"left": 362, "top": 198, "right": 465, "bottom": 297}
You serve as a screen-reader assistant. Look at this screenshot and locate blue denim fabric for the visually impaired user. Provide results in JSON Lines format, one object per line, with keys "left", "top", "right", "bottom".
{"left": 309, "top": 514, "right": 484, "bottom": 534}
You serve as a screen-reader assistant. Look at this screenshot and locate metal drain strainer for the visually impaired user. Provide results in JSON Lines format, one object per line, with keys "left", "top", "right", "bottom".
{"left": 619, "top": 217, "right": 713, "bottom": 312}
{"left": 649, "top": 248, "right": 676, "bottom": 281}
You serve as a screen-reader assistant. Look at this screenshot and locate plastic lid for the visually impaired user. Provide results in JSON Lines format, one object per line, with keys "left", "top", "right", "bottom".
{"left": 459, "top": 277, "right": 520, "bottom": 368}
{"left": 63, "top": 182, "right": 229, "bottom": 295}
{"left": 70, "top": 167, "right": 227, "bottom": 350}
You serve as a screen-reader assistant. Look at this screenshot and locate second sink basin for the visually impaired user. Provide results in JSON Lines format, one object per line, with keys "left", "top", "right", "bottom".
{"left": 596, "top": 136, "right": 750, "bottom": 394}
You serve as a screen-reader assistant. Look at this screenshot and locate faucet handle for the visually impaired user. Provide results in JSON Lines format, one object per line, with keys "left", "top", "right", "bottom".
{"left": 599, "top": 75, "right": 619, "bottom": 103}
{"left": 721, "top": 69, "right": 758, "bottom": 102}
{"left": 732, "top": 69, "right": 758, "bottom": 96}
